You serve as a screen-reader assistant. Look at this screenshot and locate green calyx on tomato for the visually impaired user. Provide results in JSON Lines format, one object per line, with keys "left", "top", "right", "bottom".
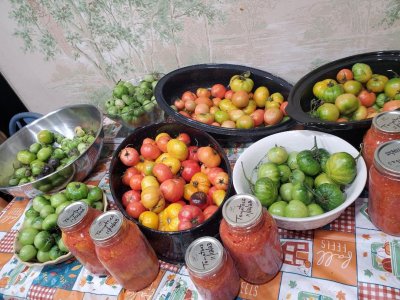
{"left": 229, "top": 71, "right": 254, "bottom": 93}
{"left": 312, "top": 79, "right": 344, "bottom": 103}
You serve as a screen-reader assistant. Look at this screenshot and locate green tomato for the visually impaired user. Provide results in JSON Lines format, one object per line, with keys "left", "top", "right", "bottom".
{"left": 32, "top": 196, "right": 50, "bottom": 212}
{"left": 52, "top": 148, "right": 65, "bottom": 160}
{"left": 113, "top": 84, "right": 129, "bottom": 99}
{"left": 55, "top": 201, "right": 72, "bottom": 215}
{"left": 8, "top": 177, "right": 19, "bottom": 186}
{"left": 214, "top": 110, "right": 229, "bottom": 124}
{"left": 40, "top": 205, "right": 55, "bottom": 218}
{"left": 25, "top": 207, "right": 39, "bottom": 218}
{"left": 122, "top": 94, "right": 134, "bottom": 105}
{"left": 92, "top": 201, "right": 104, "bottom": 211}
{"left": 268, "top": 201, "right": 287, "bottom": 217}
{"left": 308, "top": 203, "right": 325, "bottom": 216}
{"left": 88, "top": 186, "right": 103, "bottom": 202}
{"left": 352, "top": 63, "right": 373, "bottom": 83}
{"left": 317, "top": 103, "right": 340, "bottom": 122}
{"left": 279, "top": 182, "right": 293, "bottom": 202}
{"left": 304, "top": 176, "right": 314, "bottom": 189}
{"left": 66, "top": 182, "right": 89, "bottom": 200}
{"left": 314, "top": 172, "right": 338, "bottom": 188}
{"left": 229, "top": 73, "right": 254, "bottom": 93}
{"left": 376, "top": 93, "right": 390, "bottom": 108}
{"left": 18, "top": 227, "right": 39, "bottom": 246}
{"left": 314, "top": 183, "right": 345, "bottom": 211}
{"left": 291, "top": 182, "right": 312, "bottom": 205}
{"left": 34, "top": 231, "right": 55, "bottom": 252}
{"left": 297, "top": 150, "right": 321, "bottom": 176}
{"left": 14, "top": 167, "right": 31, "bottom": 179}
{"left": 325, "top": 152, "right": 357, "bottom": 185}
{"left": 30, "top": 160, "right": 46, "bottom": 176}
{"left": 37, "top": 130, "right": 54, "bottom": 145}
{"left": 313, "top": 79, "right": 344, "bottom": 103}
{"left": 57, "top": 237, "right": 69, "bottom": 252}
{"left": 314, "top": 148, "right": 330, "bottom": 172}
{"left": 17, "top": 150, "right": 36, "bottom": 165}
{"left": 29, "top": 143, "right": 42, "bottom": 154}
{"left": 37, "top": 250, "right": 52, "bottom": 263}
{"left": 36, "top": 147, "right": 53, "bottom": 162}
{"left": 257, "top": 162, "right": 280, "bottom": 185}
{"left": 50, "top": 192, "right": 68, "bottom": 208}
{"left": 31, "top": 216, "right": 44, "bottom": 230}
{"left": 287, "top": 151, "right": 299, "bottom": 170}
{"left": 278, "top": 164, "right": 292, "bottom": 183}
{"left": 42, "top": 214, "right": 58, "bottom": 231}
{"left": 254, "top": 177, "right": 278, "bottom": 208}
{"left": 267, "top": 146, "right": 288, "bottom": 164}
{"left": 384, "top": 78, "right": 400, "bottom": 98}
{"left": 289, "top": 169, "right": 306, "bottom": 184}
{"left": 284, "top": 200, "right": 309, "bottom": 218}
{"left": 23, "top": 216, "right": 36, "bottom": 229}
{"left": 18, "top": 245, "right": 37, "bottom": 262}
{"left": 49, "top": 245, "right": 63, "bottom": 261}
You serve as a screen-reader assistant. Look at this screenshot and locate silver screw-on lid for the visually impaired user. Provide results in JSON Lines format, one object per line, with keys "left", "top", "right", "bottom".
{"left": 374, "top": 140, "right": 400, "bottom": 177}
{"left": 57, "top": 201, "right": 89, "bottom": 229}
{"left": 89, "top": 210, "right": 123, "bottom": 242}
{"left": 222, "top": 194, "right": 262, "bottom": 228}
{"left": 185, "top": 236, "right": 224, "bottom": 276}
{"left": 373, "top": 110, "right": 400, "bottom": 133}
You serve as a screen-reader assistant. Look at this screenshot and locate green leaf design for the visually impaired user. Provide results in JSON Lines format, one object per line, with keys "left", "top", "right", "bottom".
{"left": 364, "top": 269, "right": 373, "bottom": 277}
{"left": 289, "top": 280, "right": 297, "bottom": 288}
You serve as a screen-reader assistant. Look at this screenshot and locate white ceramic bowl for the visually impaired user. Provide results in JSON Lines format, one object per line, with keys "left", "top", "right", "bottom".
{"left": 233, "top": 130, "right": 367, "bottom": 230}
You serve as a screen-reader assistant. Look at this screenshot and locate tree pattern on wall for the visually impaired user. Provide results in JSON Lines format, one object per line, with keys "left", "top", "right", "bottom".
{"left": 9, "top": 0, "right": 222, "bottom": 84}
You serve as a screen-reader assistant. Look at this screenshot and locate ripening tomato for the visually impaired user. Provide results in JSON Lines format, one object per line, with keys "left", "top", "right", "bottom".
{"left": 335, "top": 93, "right": 360, "bottom": 115}
{"left": 179, "top": 111, "right": 191, "bottom": 118}
{"left": 190, "top": 172, "right": 211, "bottom": 190}
{"left": 194, "top": 103, "right": 210, "bottom": 115}
{"left": 197, "top": 146, "right": 221, "bottom": 168}
{"left": 228, "top": 109, "right": 245, "bottom": 122}
{"left": 212, "top": 172, "right": 229, "bottom": 190}
{"left": 182, "top": 91, "right": 196, "bottom": 102}
{"left": 162, "top": 156, "right": 181, "bottom": 175}
{"left": 184, "top": 183, "right": 198, "bottom": 201}
{"left": 343, "top": 80, "right": 363, "bottom": 95}
{"left": 155, "top": 132, "right": 170, "bottom": 142}
{"left": 195, "top": 96, "right": 213, "bottom": 107}
{"left": 181, "top": 160, "right": 201, "bottom": 182}
{"left": 152, "top": 163, "right": 174, "bottom": 182}
{"left": 224, "top": 90, "right": 234, "bottom": 100}
{"left": 242, "top": 100, "right": 257, "bottom": 115}
{"left": 280, "top": 101, "right": 289, "bottom": 116}
{"left": 221, "top": 120, "right": 236, "bottom": 128}
{"left": 253, "top": 86, "right": 269, "bottom": 107}
{"left": 119, "top": 147, "right": 140, "bottom": 167}
{"left": 150, "top": 197, "right": 165, "bottom": 214}
{"left": 121, "top": 167, "right": 140, "bottom": 186}
{"left": 212, "top": 97, "right": 222, "bottom": 107}
{"left": 336, "top": 68, "right": 353, "bottom": 83}
{"left": 126, "top": 201, "right": 146, "bottom": 219}
{"left": 195, "top": 113, "right": 214, "bottom": 125}
{"left": 250, "top": 109, "right": 265, "bottom": 126}
{"left": 203, "top": 205, "right": 219, "bottom": 220}
{"left": 211, "top": 84, "right": 226, "bottom": 99}
{"left": 366, "top": 74, "right": 388, "bottom": 93}
{"left": 177, "top": 133, "right": 191, "bottom": 146}
{"left": 196, "top": 88, "right": 211, "bottom": 98}
{"left": 140, "top": 143, "right": 161, "bottom": 160}
{"left": 264, "top": 107, "right": 283, "bottom": 125}
{"left": 358, "top": 90, "right": 376, "bottom": 107}
{"left": 207, "top": 167, "right": 224, "bottom": 184}
{"left": 231, "top": 90, "right": 250, "bottom": 108}
{"left": 129, "top": 174, "right": 144, "bottom": 191}
{"left": 141, "top": 175, "right": 159, "bottom": 190}
{"left": 209, "top": 106, "right": 220, "bottom": 115}
{"left": 122, "top": 189, "right": 141, "bottom": 207}
{"left": 156, "top": 135, "right": 171, "bottom": 153}
{"left": 160, "top": 178, "right": 185, "bottom": 203}
{"left": 184, "top": 100, "right": 196, "bottom": 112}
{"left": 142, "top": 138, "right": 156, "bottom": 145}
{"left": 141, "top": 160, "right": 155, "bottom": 176}
{"left": 212, "top": 189, "right": 226, "bottom": 206}
{"left": 174, "top": 99, "right": 185, "bottom": 110}
{"left": 236, "top": 115, "right": 254, "bottom": 129}
{"left": 352, "top": 105, "right": 368, "bottom": 121}
{"left": 383, "top": 100, "right": 400, "bottom": 111}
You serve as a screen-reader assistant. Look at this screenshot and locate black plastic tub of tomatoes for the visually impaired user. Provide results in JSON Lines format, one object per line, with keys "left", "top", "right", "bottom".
{"left": 109, "top": 122, "right": 233, "bottom": 264}
{"left": 154, "top": 63, "right": 296, "bottom": 144}
{"left": 287, "top": 50, "right": 400, "bottom": 149}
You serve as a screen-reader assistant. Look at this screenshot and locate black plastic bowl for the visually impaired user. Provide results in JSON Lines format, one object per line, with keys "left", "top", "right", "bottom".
{"left": 154, "top": 63, "right": 296, "bottom": 144}
{"left": 287, "top": 50, "right": 400, "bottom": 148}
{"left": 109, "top": 122, "right": 233, "bottom": 264}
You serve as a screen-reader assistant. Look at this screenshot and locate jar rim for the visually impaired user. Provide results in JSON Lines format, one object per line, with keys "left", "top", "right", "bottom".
{"left": 374, "top": 140, "right": 400, "bottom": 177}
{"left": 222, "top": 194, "right": 263, "bottom": 229}
{"left": 372, "top": 110, "right": 400, "bottom": 134}
{"left": 57, "top": 201, "right": 89, "bottom": 229}
{"left": 89, "top": 210, "right": 123, "bottom": 242}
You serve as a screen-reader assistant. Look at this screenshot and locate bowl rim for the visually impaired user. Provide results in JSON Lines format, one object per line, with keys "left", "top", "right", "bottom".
{"left": 287, "top": 50, "right": 400, "bottom": 130}
{"left": 154, "top": 63, "right": 296, "bottom": 136}
{"left": 0, "top": 104, "right": 103, "bottom": 190}
{"left": 109, "top": 121, "right": 233, "bottom": 235}
{"left": 233, "top": 129, "right": 367, "bottom": 223}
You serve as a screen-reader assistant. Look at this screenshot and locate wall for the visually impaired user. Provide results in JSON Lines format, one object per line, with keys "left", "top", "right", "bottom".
{"left": 0, "top": 0, "right": 399, "bottom": 114}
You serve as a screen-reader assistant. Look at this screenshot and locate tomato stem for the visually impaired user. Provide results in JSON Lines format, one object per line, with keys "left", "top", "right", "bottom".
{"left": 241, "top": 162, "right": 255, "bottom": 193}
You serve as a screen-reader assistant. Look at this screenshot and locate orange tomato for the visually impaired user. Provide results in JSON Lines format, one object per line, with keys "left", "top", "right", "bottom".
{"left": 184, "top": 183, "right": 198, "bottom": 201}
{"left": 196, "top": 88, "right": 211, "bottom": 98}
{"left": 336, "top": 68, "right": 353, "bottom": 83}
{"left": 197, "top": 146, "right": 221, "bottom": 168}
{"left": 182, "top": 91, "right": 196, "bottom": 102}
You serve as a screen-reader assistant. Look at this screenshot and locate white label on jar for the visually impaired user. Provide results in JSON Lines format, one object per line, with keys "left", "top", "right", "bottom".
{"left": 90, "top": 211, "right": 123, "bottom": 241}
{"left": 223, "top": 194, "right": 261, "bottom": 227}
{"left": 188, "top": 239, "right": 222, "bottom": 272}
{"left": 377, "top": 141, "right": 400, "bottom": 173}
{"left": 58, "top": 202, "right": 88, "bottom": 228}
{"left": 376, "top": 112, "right": 400, "bottom": 132}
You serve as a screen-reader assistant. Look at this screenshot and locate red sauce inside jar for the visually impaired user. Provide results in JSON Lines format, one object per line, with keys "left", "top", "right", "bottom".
{"left": 362, "top": 111, "right": 400, "bottom": 173}
{"left": 185, "top": 236, "right": 240, "bottom": 300}
{"left": 368, "top": 140, "right": 400, "bottom": 236}
{"left": 219, "top": 194, "right": 283, "bottom": 285}
{"left": 58, "top": 201, "right": 107, "bottom": 275}
{"left": 89, "top": 211, "right": 159, "bottom": 291}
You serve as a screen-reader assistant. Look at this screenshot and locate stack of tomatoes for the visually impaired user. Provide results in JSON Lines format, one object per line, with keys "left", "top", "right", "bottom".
{"left": 172, "top": 73, "right": 290, "bottom": 129}
{"left": 118, "top": 132, "right": 229, "bottom": 232}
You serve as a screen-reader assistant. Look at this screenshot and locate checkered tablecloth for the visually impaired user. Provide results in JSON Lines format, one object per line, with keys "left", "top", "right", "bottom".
{"left": 0, "top": 120, "right": 398, "bottom": 300}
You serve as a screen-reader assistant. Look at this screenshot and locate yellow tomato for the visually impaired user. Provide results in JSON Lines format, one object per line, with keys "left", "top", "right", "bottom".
{"left": 184, "top": 184, "right": 198, "bottom": 201}
{"left": 253, "top": 86, "right": 269, "bottom": 107}
{"left": 155, "top": 152, "right": 173, "bottom": 163}
{"left": 135, "top": 161, "right": 144, "bottom": 173}
{"left": 141, "top": 175, "right": 159, "bottom": 190}
{"left": 155, "top": 132, "right": 171, "bottom": 142}
{"left": 265, "top": 100, "right": 281, "bottom": 109}
{"left": 212, "top": 189, "right": 226, "bottom": 206}
{"left": 270, "top": 92, "right": 284, "bottom": 104}
{"left": 139, "top": 211, "right": 159, "bottom": 230}
{"left": 167, "top": 139, "right": 188, "bottom": 161}
{"left": 158, "top": 203, "right": 183, "bottom": 231}
{"left": 242, "top": 100, "right": 257, "bottom": 115}
{"left": 162, "top": 157, "right": 181, "bottom": 175}
{"left": 190, "top": 172, "right": 210, "bottom": 188}
{"left": 151, "top": 197, "right": 165, "bottom": 214}
{"left": 218, "top": 99, "right": 237, "bottom": 112}
{"left": 141, "top": 186, "right": 162, "bottom": 209}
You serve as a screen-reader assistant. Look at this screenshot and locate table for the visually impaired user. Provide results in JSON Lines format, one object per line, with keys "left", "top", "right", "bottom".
{"left": 0, "top": 118, "right": 399, "bottom": 300}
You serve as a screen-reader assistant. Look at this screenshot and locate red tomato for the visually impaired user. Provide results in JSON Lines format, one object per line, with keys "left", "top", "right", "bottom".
{"left": 224, "top": 90, "right": 234, "bottom": 100}
{"left": 211, "top": 84, "right": 227, "bottom": 99}
{"left": 152, "top": 163, "right": 174, "bottom": 183}
{"left": 122, "top": 189, "right": 141, "bottom": 207}
{"left": 182, "top": 91, "right": 196, "bottom": 102}
{"left": 178, "top": 205, "right": 205, "bottom": 230}
{"left": 140, "top": 143, "right": 161, "bottom": 160}
{"left": 197, "top": 146, "right": 221, "bottom": 168}
{"left": 212, "top": 172, "right": 229, "bottom": 190}
{"left": 264, "top": 107, "right": 283, "bottom": 125}
{"left": 231, "top": 90, "right": 250, "bottom": 108}
{"left": 184, "top": 100, "right": 196, "bottom": 112}
{"left": 174, "top": 99, "right": 185, "bottom": 110}
{"left": 160, "top": 178, "right": 185, "bottom": 202}
{"left": 203, "top": 205, "right": 218, "bottom": 220}
{"left": 383, "top": 100, "right": 400, "bottom": 111}
{"left": 207, "top": 167, "right": 224, "bottom": 183}
{"left": 358, "top": 90, "right": 376, "bottom": 107}
{"left": 336, "top": 68, "right": 353, "bottom": 83}
{"left": 121, "top": 166, "right": 140, "bottom": 186}
{"left": 195, "top": 96, "right": 213, "bottom": 107}
{"left": 196, "top": 88, "right": 211, "bottom": 98}
{"left": 129, "top": 174, "right": 144, "bottom": 191}
{"left": 250, "top": 109, "right": 265, "bottom": 126}
{"left": 181, "top": 160, "right": 201, "bottom": 182}
{"left": 156, "top": 136, "right": 171, "bottom": 153}
{"left": 142, "top": 138, "right": 156, "bottom": 145}
{"left": 188, "top": 146, "right": 199, "bottom": 161}
{"left": 126, "top": 201, "right": 146, "bottom": 219}
{"left": 194, "top": 103, "right": 210, "bottom": 115}
{"left": 280, "top": 101, "right": 289, "bottom": 116}
{"left": 177, "top": 133, "right": 191, "bottom": 146}
{"left": 119, "top": 147, "right": 140, "bottom": 167}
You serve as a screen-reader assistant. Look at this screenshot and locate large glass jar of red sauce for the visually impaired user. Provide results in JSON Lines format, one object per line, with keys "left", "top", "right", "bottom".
{"left": 362, "top": 110, "right": 400, "bottom": 173}
{"left": 57, "top": 201, "right": 107, "bottom": 275}
{"left": 368, "top": 140, "right": 400, "bottom": 236}
{"left": 89, "top": 210, "right": 159, "bottom": 291}
{"left": 219, "top": 194, "right": 283, "bottom": 284}
{"left": 185, "top": 236, "right": 240, "bottom": 300}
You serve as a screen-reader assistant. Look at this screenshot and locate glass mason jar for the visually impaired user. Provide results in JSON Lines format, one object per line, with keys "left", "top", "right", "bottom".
{"left": 368, "top": 140, "right": 400, "bottom": 236}
{"left": 219, "top": 194, "right": 283, "bottom": 284}
{"left": 185, "top": 236, "right": 240, "bottom": 300}
{"left": 362, "top": 110, "right": 400, "bottom": 173}
{"left": 89, "top": 210, "right": 159, "bottom": 291}
{"left": 57, "top": 201, "right": 107, "bottom": 275}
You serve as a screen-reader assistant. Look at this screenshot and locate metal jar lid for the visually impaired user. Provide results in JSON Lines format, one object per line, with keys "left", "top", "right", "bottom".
{"left": 57, "top": 201, "right": 89, "bottom": 229}
{"left": 374, "top": 140, "right": 400, "bottom": 177}
{"left": 222, "top": 194, "right": 262, "bottom": 228}
{"left": 89, "top": 210, "right": 123, "bottom": 242}
{"left": 373, "top": 110, "right": 400, "bottom": 133}
{"left": 185, "top": 236, "right": 224, "bottom": 276}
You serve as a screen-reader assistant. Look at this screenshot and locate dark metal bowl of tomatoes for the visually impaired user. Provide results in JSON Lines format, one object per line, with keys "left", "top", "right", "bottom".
{"left": 109, "top": 122, "right": 233, "bottom": 264}
{"left": 154, "top": 63, "right": 296, "bottom": 144}
{"left": 287, "top": 50, "right": 400, "bottom": 149}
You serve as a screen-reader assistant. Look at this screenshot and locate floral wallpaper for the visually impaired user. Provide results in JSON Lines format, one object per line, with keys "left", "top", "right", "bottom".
{"left": 0, "top": 0, "right": 399, "bottom": 113}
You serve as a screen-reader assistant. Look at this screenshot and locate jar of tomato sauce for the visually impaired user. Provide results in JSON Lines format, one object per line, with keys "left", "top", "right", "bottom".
{"left": 362, "top": 110, "right": 400, "bottom": 173}
{"left": 57, "top": 201, "right": 107, "bottom": 275}
{"left": 185, "top": 236, "right": 240, "bottom": 300}
{"left": 219, "top": 194, "right": 283, "bottom": 284}
{"left": 89, "top": 210, "right": 159, "bottom": 291}
{"left": 368, "top": 140, "right": 400, "bottom": 236}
